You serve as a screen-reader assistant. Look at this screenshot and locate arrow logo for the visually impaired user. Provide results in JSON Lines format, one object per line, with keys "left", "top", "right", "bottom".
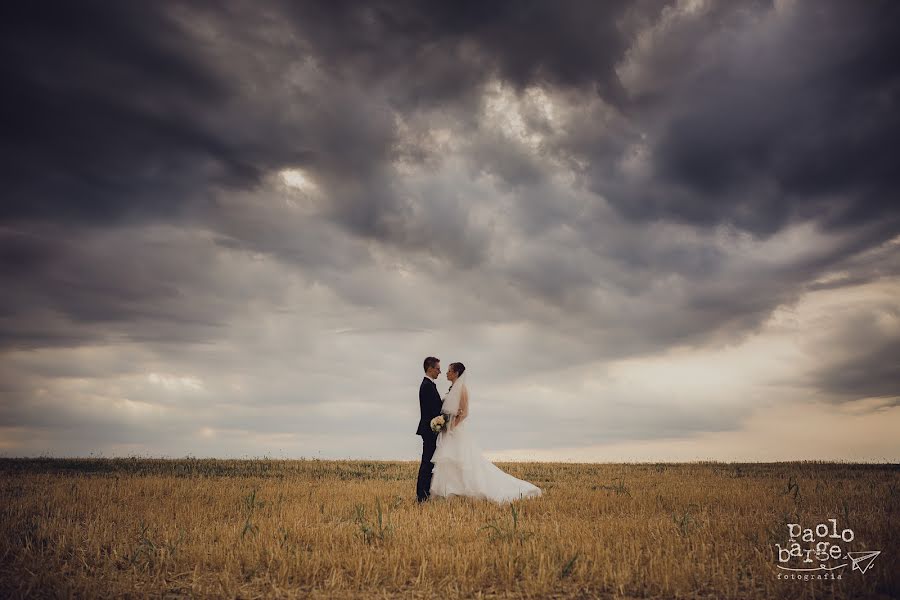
{"left": 847, "top": 551, "right": 880, "bottom": 575}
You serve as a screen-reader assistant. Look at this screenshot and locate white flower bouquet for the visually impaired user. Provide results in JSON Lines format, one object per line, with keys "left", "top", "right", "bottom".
{"left": 430, "top": 412, "right": 452, "bottom": 433}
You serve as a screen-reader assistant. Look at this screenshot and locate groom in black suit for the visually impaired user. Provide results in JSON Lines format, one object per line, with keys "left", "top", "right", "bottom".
{"left": 415, "top": 356, "right": 442, "bottom": 502}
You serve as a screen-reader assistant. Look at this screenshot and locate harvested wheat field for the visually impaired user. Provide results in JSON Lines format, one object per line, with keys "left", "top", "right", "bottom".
{"left": 0, "top": 458, "right": 897, "bottom": 599}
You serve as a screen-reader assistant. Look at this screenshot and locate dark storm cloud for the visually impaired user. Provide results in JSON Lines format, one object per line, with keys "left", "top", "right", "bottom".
{"left": 0, "top": 1, "right": 393, "bottom": 227}
{"left": 4, "top": 0, "right": 898, "bottom": 239}
{"left": 282, "top": 0, "right": 637, "bottom": 100}
{"left": 804, "top": 303, "right": 900, "bottom": 404}
{"left": 0, "top": 223, "right": 260, "bottom": 350}
{"left": 0, "top": 0, "right": 655, "bottom": 246}
{"left": 0, "top": 2, "right": 261, "bottom": 223}
{"left": 815, "top": 338, "right": 900, "bottom": 402}
{"left": 583, "top": 0, "right": 900, "bottom": 238}
{"left": 235, "top": 0, "right": 653, "bottom": 259}
{"left": 1, "top": 0, "right": 899, "bottom": 463}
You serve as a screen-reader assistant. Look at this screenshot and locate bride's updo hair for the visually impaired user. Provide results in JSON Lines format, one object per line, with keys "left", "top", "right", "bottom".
{"left": 449, "top": 362, "right": 466, "bottom": 376}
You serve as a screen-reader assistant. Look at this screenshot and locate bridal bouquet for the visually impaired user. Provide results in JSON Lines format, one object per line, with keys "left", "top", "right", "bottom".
{"left": 430, "top": 413, "right": 451, "bottom": 433}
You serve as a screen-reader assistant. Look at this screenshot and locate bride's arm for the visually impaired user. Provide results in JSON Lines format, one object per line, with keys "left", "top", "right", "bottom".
{"left": 454, "top": 386, "right": 469, "bottom": 426}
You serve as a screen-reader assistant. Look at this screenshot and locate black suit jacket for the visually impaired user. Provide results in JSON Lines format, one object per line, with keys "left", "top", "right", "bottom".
{"left": 416, "top": 376, "right": 442, "bottom": 436}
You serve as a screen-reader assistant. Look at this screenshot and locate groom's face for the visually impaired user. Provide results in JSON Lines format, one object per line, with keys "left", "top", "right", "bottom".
{"left": 427, "top": 362, "right": 441, "bottom": 380}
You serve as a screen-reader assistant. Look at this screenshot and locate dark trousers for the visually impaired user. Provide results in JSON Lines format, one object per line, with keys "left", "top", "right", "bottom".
{"left": 416, "top": 433, "right": 438, "bottom": 501}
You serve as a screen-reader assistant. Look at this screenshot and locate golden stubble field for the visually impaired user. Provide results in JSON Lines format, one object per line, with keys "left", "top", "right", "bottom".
{"left": 0, "top": 459, "right": 897, "bottom": 599}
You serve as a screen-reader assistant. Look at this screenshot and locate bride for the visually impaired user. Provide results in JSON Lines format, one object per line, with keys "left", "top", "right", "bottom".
{"left": 430, "top": 362, "right": 542, "bottom": 503}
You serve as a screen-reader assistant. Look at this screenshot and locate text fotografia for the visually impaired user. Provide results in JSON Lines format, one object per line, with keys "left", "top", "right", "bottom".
{"left": 774, "top": 518, "right": 880, "bottom": 580}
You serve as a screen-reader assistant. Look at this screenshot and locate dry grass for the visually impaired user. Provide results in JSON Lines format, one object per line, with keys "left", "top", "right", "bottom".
{"left": 0, "top": 458, "right": 897, "bottom": 599}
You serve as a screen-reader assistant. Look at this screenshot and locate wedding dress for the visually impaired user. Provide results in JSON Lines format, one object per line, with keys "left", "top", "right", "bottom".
{"left": 430, "top": 372, "right": 542, "bottom": 503}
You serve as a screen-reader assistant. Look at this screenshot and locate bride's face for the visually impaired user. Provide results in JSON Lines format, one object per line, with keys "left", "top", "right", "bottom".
{"left": 447, "top": 369, "right": 457, "bottom": 382}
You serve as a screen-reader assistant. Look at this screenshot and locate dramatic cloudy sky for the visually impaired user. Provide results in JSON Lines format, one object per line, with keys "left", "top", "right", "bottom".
{"left": 2, "top": 0, "right": 899, "bottom": 461}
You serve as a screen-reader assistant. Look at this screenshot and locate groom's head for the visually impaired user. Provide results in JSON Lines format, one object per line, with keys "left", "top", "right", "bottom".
{"left": 423, "top": 356, "right": 440, "bottom": 380}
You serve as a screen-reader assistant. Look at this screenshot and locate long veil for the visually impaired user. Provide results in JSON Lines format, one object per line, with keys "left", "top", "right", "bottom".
{"left": 441, "top": 371, "right": 467, "bottom": 432}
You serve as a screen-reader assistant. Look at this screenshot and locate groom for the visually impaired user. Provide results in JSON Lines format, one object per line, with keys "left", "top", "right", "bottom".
{"left": 415, "top": 356, "right": 442, "bottom": 503}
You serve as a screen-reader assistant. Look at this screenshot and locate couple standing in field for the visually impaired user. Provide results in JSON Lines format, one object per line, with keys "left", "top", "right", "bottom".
{"left": 415, "top": 356, "right": 543, "bottom": 504}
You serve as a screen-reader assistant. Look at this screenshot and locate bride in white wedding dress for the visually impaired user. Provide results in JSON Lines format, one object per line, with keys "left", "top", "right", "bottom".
{"left": 430, "top": 363, "right": 542, "bottom": 503}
